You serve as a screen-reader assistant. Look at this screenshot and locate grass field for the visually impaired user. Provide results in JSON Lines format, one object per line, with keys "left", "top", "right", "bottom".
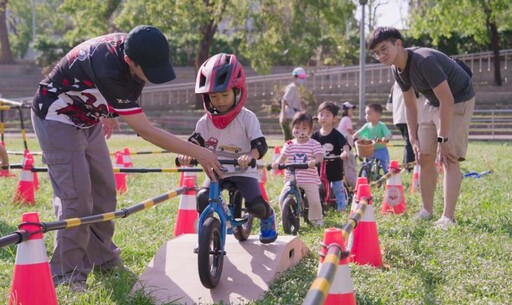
{"left": 1, "top": 135, "right": 511, "bottom": 305}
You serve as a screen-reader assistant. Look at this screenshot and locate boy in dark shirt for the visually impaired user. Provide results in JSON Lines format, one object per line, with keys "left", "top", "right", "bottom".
{"left": 312, "top": 101, "right": 350, "bottom": 211}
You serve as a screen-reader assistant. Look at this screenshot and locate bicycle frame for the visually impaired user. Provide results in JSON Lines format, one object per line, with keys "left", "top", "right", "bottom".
{"left": 319, "top": 160, "right": 335, "bottom": 206}
{"left": 197, "top": 181, "right": 248, "bottom": 249}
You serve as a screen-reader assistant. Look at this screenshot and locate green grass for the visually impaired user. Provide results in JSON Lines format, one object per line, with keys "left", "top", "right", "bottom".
{"left": 1, "top": 135, "right": 511, "bottom": 304}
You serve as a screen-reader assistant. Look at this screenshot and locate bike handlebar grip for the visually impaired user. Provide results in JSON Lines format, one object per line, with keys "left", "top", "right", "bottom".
{"left": 175, "top": 157, "right": 199, "bottom": 167}
{"left": 219, "top": 158, "right": 257, "bottom": 168}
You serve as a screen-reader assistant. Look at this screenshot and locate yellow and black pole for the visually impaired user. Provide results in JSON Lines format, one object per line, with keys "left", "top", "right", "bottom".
{"left": 41, "top": 186, "right": 190, "bottom": 233}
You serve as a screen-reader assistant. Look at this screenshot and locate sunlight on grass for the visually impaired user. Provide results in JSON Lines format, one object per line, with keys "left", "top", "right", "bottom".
{"left": 0, "top": 136, "right": 511, "bottom": 304}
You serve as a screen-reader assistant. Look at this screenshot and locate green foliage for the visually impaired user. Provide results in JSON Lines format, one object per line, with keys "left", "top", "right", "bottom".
{"left": 408, "top": 0, "right": 512, "bottom": 46}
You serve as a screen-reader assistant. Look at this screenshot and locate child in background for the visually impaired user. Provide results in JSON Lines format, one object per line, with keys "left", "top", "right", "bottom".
{"left": 353, "top": 103, "right": 392, "bottom": 174}
{"left": 273, "top": 111, "right": 324, "bottom": 226}
{"left": 337, "top": 101, "right": 357, "bottom": 188}
{"left": 312, "top": 102, "right": 351, "bottom": 211}
{"left": 178, "top": 53, "right": 277, "bottom": 244}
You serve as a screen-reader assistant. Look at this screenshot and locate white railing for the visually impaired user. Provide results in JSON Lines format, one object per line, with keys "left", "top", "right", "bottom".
{"left": 138, "top": 49, "right": 512, "bottom": 108}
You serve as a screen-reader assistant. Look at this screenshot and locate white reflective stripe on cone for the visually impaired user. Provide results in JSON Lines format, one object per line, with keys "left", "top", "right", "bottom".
{"left": 328, "top": 264, "right": 354, "bottom": 294}
{"left": 20, "top": 170, "right": 33, "bottom": 181}
{"left": 179, "top": 195, "right": 196, "bottom": 210}
{"left": 15, "top": 239, "right": 48, "bottom": 265}
{"left": 387, "top": 174, "right": 402, "bottom": 185}
{"left": 360, "top": 204, "right": 375, "bottom": 222}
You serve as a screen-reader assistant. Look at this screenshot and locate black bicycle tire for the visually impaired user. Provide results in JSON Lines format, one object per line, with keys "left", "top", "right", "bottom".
{"left": 198, "top": 217, "right": 224, "bottom": 289}
{"left": 232, "top": 190, "right": 253, "bottom": 241}
{"left": 282, "top": 197, "right": 300, "bottom": 235}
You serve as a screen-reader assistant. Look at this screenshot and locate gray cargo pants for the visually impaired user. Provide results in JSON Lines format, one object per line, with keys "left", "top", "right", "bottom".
{"left": 31, "top": 112, "right": 120, "bottom": 283}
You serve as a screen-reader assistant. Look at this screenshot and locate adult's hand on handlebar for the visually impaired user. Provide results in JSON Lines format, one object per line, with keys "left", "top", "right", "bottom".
{"left": 196, "top": 148, "right": 223, "bottom": 181}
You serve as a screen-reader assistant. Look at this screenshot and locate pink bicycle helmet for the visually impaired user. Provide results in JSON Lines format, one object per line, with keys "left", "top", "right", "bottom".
{"left": 292, "top": 67, "right": 307, "bottom": 79}
{"left": 195, "top": 53, "right": 247, "bottom": 129}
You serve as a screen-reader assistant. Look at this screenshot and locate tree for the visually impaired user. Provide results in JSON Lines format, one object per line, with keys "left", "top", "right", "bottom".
{"left": 408, "top": 0, "right": 512, "bottom": 86}
{"left": 0, "top": 0, "right": 15, "bottom": 64}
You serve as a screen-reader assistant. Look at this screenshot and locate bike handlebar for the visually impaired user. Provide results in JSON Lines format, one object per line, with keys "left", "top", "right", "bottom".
{"left": 266, "top": 163, "right": 310, "bottom": 171}
{"left": 175, "top": 157, "right": 257, "bottom": 168}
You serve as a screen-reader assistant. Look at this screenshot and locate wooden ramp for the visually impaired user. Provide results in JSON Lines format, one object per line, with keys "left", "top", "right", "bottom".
{"left": 132, "top": 234, "right": 308, "bottom": 305}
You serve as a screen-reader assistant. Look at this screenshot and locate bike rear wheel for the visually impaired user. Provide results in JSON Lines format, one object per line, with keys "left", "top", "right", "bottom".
{"left": 198, "top": 217, "right": 224, "bottom": 289}
{"left": 232, "top": 190, "right": 253, "bottom": 241}
{"left": 282, "top": 197, "right": 300, "bottom": 235}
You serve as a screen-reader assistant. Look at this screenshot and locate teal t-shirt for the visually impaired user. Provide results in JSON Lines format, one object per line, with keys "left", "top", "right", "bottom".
{"left": 356, "top": 121, "right": 391, "bottom": 149}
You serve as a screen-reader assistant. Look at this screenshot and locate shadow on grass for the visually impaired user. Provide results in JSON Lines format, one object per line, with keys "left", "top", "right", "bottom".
{"left": 410, "top": 225, "right": 441, "bottom": 305}
{"left": 97, "top": 267, "right": 183, "bottom": 305}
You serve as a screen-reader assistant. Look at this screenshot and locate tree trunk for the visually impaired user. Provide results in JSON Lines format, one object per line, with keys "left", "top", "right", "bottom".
{"left": 489, "top": 21, "right": 501, "bottom": 86}
{"left": 194, "top": 19, "right": 217, "bottom": 109}
{"left": 0, "top": 0, "right": 15, "bottom": 64}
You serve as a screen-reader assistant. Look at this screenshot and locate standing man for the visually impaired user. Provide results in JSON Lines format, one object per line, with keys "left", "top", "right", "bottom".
{"left": 368, "top": 27, "right": 475, "bottom": 229}
{"left": 279, "top": 67, "right": 307, "bottom": 141}
{"left": 31, "top": 25, "right": 221, "bottom": 291}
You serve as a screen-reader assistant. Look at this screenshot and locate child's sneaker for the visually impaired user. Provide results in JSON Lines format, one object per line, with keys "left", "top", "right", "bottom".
{"left": 259, "top": 211, "right": 278, "bottom": 244}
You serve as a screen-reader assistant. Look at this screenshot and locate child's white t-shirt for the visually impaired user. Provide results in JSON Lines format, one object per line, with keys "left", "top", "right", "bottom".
{"left": 195, "top": 107, "right": 262, "bottom": 179}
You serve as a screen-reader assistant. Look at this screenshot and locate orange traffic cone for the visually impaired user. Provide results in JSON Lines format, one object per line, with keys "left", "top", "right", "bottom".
{"left": 12, "top": 155, "right": 35, "bottom": 205}
{"left": 174, "top": 175, "right": 198, "bottom": 237}
{"left": 350, "top": 183, "right": 382, "bottom": 267}
{"left": 9, "top": 212, "right": 58, "bottom": 305}
{"left": 271, "top": 146, "right": 283, "bottom": 176}
{"left": 23, "top": 151, "right": 39, "bottom": 191}
{"left": 381, "top": 160, "right": 406, "bottom": 214}
{"left": 410, "top": 163, "right": 420, "bottom": 194}
{"left": 114, "top": 151, "right": 127, "bottom": 194}
{"left": 257, "top": 159, "right": 269, "bottom": 202}
{"left": 349, "top": 176, "right": 368, "bottom": 217}
{"left": 319, "top": 228, "right": 356, "bottom": 305}
{"left": 123, "top": 147, "right": 133, "bottom": 168}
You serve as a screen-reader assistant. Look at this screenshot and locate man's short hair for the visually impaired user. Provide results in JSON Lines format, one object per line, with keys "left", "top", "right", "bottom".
{"left": 318, "top": 101, "right": 339, "bottom": 117}
{"left": 368, "top": 27, "right": 404, "bottom": 50}
{"left": 367, "top": 103, "right": 383, "bottom": 114}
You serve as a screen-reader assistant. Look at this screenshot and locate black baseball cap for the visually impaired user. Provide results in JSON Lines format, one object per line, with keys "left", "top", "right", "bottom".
{"left": 124, "top": 25, "right": 176, "bottom": 84}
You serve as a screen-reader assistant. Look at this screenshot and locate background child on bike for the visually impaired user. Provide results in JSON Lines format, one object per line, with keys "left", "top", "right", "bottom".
{"left": 273, "top": 111, "right": 324, "bottom": 226}
{"left": 312, "top": 101, "right": 351, "bottom": 211}
{"left": 337, "top": 101, "right": 357, "bottom": 188}
{"left": 353, "top": 103, "right": 392, "bottom": 174}
{"left": 179, "top": 53, "right": 277, "bottom": 244}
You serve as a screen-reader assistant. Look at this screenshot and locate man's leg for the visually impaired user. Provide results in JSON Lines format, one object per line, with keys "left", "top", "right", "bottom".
{"left": 281, "top": 119, "right": 293, "bottom": 141}
{"left": 417, "top": 103, "right": 439, "bottom": 217}
{"left": 442, "top": 161, "right": 461, "bottom": 219}
{"left": 84, "top": 124, "right": 121, "bottom": 270}
{"left": 441, "top": 97, "right": 475, "bottom": 220}
{"left": 419, "top": 154, "right": 437, "bottom": 215}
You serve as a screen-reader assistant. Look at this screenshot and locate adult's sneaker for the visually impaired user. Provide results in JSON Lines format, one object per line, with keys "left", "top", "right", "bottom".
{"left": 259, "top": 210, "right": 278, "bottom": 244}
{"left": 434, "top": 216, "right": 456, "bottom": 230}
{"left": 414, "top": 208, "right": 433, "bottom": 221}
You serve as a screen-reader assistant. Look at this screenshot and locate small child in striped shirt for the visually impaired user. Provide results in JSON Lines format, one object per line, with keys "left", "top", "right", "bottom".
{"left": 272, "top": 111, "right": 324, "bottom": 227}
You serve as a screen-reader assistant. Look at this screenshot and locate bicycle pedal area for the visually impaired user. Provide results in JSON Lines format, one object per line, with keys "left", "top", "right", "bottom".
{"left": 132, "top": 234, "right": 308, "bottom": 304}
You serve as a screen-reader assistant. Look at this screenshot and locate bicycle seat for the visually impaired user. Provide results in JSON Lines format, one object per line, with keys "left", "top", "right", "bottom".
{"left": 221, "top": 180, "right": 237, "bottom": 191}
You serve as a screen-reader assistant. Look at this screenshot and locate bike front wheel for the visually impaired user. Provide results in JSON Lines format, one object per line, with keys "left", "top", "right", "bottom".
{"left": 232, "top": 190, "right": 254, "bottom": 241}
{"left": 282, "top": 197, "right": 300, "bottom": 235}
{"left": 198, "top": 216, "right": 224, "bottom": 289}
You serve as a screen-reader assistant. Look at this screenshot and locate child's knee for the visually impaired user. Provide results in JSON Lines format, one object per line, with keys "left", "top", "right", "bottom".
{"left": 196, "top": 187, "right": 210, "bottom": 213}
{"left": 246, "top": 196, "right": 271, "bottom": 219}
